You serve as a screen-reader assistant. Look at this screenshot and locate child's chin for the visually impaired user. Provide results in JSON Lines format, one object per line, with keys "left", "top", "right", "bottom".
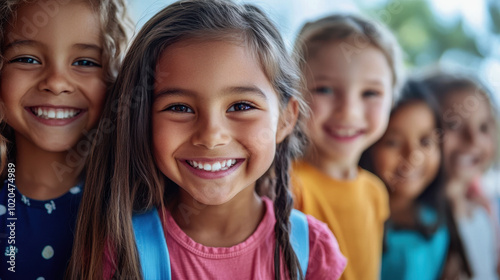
{"left": 199, "top": 197, "right": 232, "bottom": 206}
{"left": 37, "top": 142, "right": 77, "bottom": 153}
{"left": 191, "top": 192, "right": 235, "bottom": 206}
{"left": 451, "top": 169, "right": 479, "bottom": 182}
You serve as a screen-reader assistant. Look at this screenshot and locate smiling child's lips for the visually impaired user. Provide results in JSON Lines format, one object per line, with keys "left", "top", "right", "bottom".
{"left": 323, "top": 126, "right": 365, "bottom": 141}
{"left": 186, "top": 159, "right": 238, "bottom": 172}
{"left": 181, "top": 158, "right": 244, "bottom": 179}
{"left": 453, "top": 153, "right": 482, "bottom": 167}
{"left": 25, "top": 105, "right": 86, "bottom": 126}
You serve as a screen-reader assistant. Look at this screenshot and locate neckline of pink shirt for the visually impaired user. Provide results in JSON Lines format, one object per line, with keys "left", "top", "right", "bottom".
{"left": 161, "top": 197, "right": 275, "bottom": 259}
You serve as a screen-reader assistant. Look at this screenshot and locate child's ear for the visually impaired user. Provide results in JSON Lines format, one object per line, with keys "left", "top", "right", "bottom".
{"left": 276, "top": 97, "right": 299, "bottom": 143}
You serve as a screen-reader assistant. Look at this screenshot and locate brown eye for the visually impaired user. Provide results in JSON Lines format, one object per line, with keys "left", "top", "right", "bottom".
{"left": 227, "top": 102, "right": 255, "bottom": 112}
{"left": 72, "top": 59, "right": 101, "bottom": 67}
{"left": 384, "top": 139, "right": 400, "bottom": 148}
{"left": 164, "top": 104, "right": 193, "bottom": 113}
{"left": 480, "top": 122, "right": 490, "bottom": 134}
{"left": 362, "top": 90, "right": 380, "bottom": 98}
{"left": 313, "top": 87, "right": 334, "bottom": 95}
{"left": 420, "top": 137, "right": 433, "bottom": 148}
{"left": 10, "top": 56, "right": 41, "bottom": 64}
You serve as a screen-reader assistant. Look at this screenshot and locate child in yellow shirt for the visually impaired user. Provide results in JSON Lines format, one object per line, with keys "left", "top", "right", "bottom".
{"left": 291, "top": 14, "right": 403, "bottom": 280}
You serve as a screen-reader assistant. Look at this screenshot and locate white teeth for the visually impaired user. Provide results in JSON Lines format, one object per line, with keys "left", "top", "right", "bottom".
{"left": 188, "top": 159, "right": 238, "bottom": 172}
{"left": 203, "top": 163, "right": 211, "bottom": 171}
{"left": 31, "top": 107, "right": 80, "bottom": 120}
{"left": 335, "top": 129, "right": 358, "bottom": 137}
{"left": 212, "top": 162, "right": 221, "bottom": 171}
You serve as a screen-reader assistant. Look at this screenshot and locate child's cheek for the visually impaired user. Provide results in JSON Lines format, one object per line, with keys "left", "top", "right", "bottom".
{"left": 482, "top": 133, "right": 496, "bottom": 170}
{"left": 81, "top": 76, "right": 107, "bottom": 130}
{"left": 245, "top": 118, "right": 277, "bottom": 151}
{"left": 367, "top": 99, "right": 391, "bottom": 143}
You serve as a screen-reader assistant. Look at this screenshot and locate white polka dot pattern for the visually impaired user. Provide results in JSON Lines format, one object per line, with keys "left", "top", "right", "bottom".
{"left": 41, "top": 246, "right": 54, "bottom": 260}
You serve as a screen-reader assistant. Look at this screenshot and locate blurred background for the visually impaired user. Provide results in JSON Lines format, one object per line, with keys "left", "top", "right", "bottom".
{"left": 127, "top": 0, "right": 500, "bottom": 194}
{"left": 127, "top": 0, "right": 500, "bottom": 101}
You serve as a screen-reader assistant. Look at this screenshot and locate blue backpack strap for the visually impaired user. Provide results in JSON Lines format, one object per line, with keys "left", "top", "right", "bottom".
{"left": 290, "top": 209, "right": 309, "bottom": 277}
{"left": 132, "top": 208, "right": 171, "bottom": 280}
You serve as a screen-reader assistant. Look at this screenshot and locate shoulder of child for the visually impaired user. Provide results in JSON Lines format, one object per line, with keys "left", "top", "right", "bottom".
{"left": 360, "top": 168, "right": 390, "bottom": 221}
{"left": 305, "top": 215, "right": 347, "bottom": 280}
{"left": 359, "top": 169, "right": 387, "bottom": 200}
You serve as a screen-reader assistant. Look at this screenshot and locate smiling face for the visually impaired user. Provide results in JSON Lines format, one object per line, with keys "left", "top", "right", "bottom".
{"left": 0, "top": 0, "right": 106, "bottom": 152}
{"left": 152, "top": 39, "right": 291, "bottom": 206}
{"left": 441, "top": 90, "right": 496, "bottom": 183}
{"left": 371, "top": 101, "right": 441, "bottom": 200}
{"left": 303, "top": 41, "right": 393, "bottom": 168}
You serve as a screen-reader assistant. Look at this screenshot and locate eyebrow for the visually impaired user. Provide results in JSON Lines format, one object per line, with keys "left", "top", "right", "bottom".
{"left": 223, "top": 86, "right": 268, "bottom": 100}
{"left": 154, "top": 86, "right": 268, "bottom": 101}
{"left": 364, "top": 79, "right": 385, "bottom": 87}
{"left": 313, "top": 74, "right": 337, "bottom": 81}
{"left": 3, "top": 39, "right": 41, "bottom": 51}
{"left": 74, "top": 43, "right": 103, "bottom": 53}
{"left": 3, "top": 40, "right": 102, "bottom": 53}
{"left": 154, "top": 88, "right": 195, "bottom": 100}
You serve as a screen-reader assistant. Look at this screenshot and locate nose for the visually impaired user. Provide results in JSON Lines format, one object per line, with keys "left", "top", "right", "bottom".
{"left": 332, "top": 92, "right": 362, "bottom": 122}
{"left": 401, "top": 143, "right": 413, "bottom": 160}
{"left": 402, "top": 141, "right": 423, "bottom": 165}
{"left": 396, "top": 142, "right": 424, "bottom": 177}
{"left": 191, "top": 112, "right": 231, "bottom": 149}
{"left": 461, "top": 125, "right": 478, "bottom": 146}
{"left": 38, "top": 64, "right": 75, "bottom": 95}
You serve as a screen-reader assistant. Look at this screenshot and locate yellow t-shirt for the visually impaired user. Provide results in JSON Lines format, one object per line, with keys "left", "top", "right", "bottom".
{"left": 291, "top": 160, "right": 389, "bottom": 280}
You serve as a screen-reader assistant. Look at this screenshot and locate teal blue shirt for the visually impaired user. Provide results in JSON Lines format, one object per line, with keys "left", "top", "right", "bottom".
{"left": 381, "top": 207, "right": 449, "bottom": 280}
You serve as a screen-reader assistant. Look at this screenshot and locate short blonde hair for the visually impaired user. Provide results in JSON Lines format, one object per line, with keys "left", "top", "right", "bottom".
{"left": 294, "top": 14, "right": 404, "bottom": 96}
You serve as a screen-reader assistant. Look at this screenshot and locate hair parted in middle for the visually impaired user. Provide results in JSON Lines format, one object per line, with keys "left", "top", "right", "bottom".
{"left": 359, "top": 79, "right": 474, "bottom": 278}
{"left": 68, "top": 0, "right": 308, "bottom": 279}
{"left": 360, "top": 79, "right": 447, "bottom": 237}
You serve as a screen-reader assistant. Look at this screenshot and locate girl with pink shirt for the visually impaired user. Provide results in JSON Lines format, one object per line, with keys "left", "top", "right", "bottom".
{"left": 67, "top": 0, "right": 346, "bottom": 279}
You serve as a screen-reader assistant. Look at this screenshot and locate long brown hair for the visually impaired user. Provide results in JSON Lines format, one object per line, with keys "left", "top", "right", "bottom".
{"left": 421, "top": 70, "right": 498, "bottom": 278}
{"left": 360, "top": 79, "right": 447, "bottom": 237}
{"left": 67, "top": 0, "right": 308, "bottom": 279}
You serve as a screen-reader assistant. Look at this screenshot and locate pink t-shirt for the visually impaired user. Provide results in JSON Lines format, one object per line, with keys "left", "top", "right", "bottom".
{"left": 163, "top": 197, "right": 346, "bottom": 279}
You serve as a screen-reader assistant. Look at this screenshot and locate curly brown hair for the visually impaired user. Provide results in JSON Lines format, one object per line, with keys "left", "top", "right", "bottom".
{"left": 0, "top": 0, "right": 132, "bottom": 176}
{"left": 0, "top": 0, "right": 132, "bottom": 88}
